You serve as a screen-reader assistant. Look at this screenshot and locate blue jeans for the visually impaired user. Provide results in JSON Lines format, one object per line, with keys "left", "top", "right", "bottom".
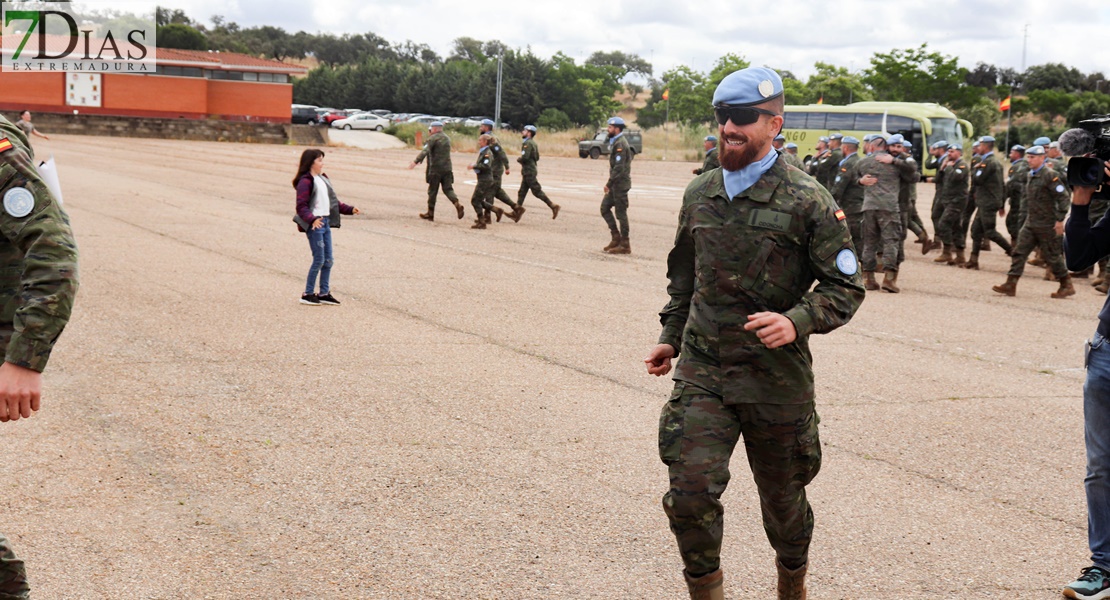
{"left": 304, "top": 217, "right": 333, "bottom": 296}
{"left": 1084, "top": 330, "right": 1110, "bottom": 570}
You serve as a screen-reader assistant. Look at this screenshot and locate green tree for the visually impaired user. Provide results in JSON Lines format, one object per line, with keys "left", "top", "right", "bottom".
{"left": 658, "top": 65, "right": 708, "bottom": 125}
{"left": 863, "top": 44, "right": 984, "bottom": 110}
{"left": 806, "top": 62, "right": 872, "bottom": 104}
{"left": 586, "top": 50, "right": 652, "bottom": 79}
{"left": 536, "top": 108, "right": 572, "bottom": 131}
{"left": 157, "top": 23, "right": 207, "bottom": 50}
{"left": 1027, "top": 89, "right": 1077, "bottom": 119}
{"left": 450, "top": 37, "right": 487, "bottom": 63}
{"left": 954, "top": 96, "right": 1001, "bottom": 144}
{"left": 1022, "top": 63, "right": 1084, "bottom": 92}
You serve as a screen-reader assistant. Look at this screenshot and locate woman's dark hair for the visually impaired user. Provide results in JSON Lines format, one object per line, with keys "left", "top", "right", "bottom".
{"left": 293, "top": 149, "right": 325, "bottom": 188}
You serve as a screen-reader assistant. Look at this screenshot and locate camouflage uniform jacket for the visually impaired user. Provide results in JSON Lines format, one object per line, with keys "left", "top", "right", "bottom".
{"left": 926, "top": 155, "right": 947, "bottom": 204}
{"left": 693, "top": 147, "right": 719, "bottom": 175}
{"left": 816, "top": 148, "right": 843, "bottom": 190}
{"left": 1023, "top": 166, "right": 1070, "bottom": 228}
{"left": 657, "top": 159, "right": 865, "bottom": 403}
{"left": 938, "top": 158, "right": 970, "bottom": 205}
{"left": 413, "top": 131, "right": 453, "bottom": 177}
{"left": 517, "top": 138, "right": 540, "bottom": 177}
{"left": 487, "top": 135, "right": 509, "bottom": 176}
{"left": 1048, "top": 156, "right": 1068, "bottom": 178}
{"left": 781, "top": 151, "right": 806, "bottom": 171}
{"left": 607, "top": 134, "right": 632, "bottom": 190}
{"left": 857, "top": 151, "right": 915, "bottom": 212}
{"left": 897, "top": 155, "right": 919, "bottom": 209}
{"left": 473, "top": 146, "right": 494, "bottom": 182}
{"left": 970, "top": 153, "right": 1005, "bottom": 209}
{"left": 1006, "top": 158, "right": 1030, "bottom": 205}
{"left": 830, "top": 153, "right": 864, "bottom": 215}
{"left": 0, "top": 116, "right": 79, "bottom": 372}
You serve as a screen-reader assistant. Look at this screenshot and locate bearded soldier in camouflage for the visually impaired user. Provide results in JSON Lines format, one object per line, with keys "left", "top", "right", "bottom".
{"left": 829, "top": 136, "right": 864, "bottom": 247}
{"left": 934, "top": 145, "right": 972, "bottom": 265}
{"left": 645, "top": 68, "right": 864, "bottom": 600}
{"left": 857, "top": 135, "right": 917, "bottom": 293}
{"left": 963, "top": 136, "right": 1013, "bottom": 269}
{"left": 600, "top": 117, "right": 633, "bottom": 254}
{"left": 516, "top": 125, "right": 560, "bottom": 219}
{"left": 0, "top": 115, "right": 80, "bottom": 599}
{"left": 692, "top": 135, "right": 720, "bottom": 176}
{"left": 1005, "top": 145, "right": 1030, "bottom": 245}
{"left": 409, "top": 121, "right": 465, "bottom": 221}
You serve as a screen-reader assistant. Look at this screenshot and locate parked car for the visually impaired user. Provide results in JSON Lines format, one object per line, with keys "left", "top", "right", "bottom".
{"left": 291, "top": 104, "right": 320, "bottom": 125}
{"left": 578, "top": 129, "right": 643, "bottom": 159}
{"left": 322, "top": 110, "right": 352, "bottom": 125}
{"left": 369, "top": 109, "right": 391, "bottom": 116}
{"left": 406, "top": 115, "right": 440, "bottom": 126}
{"left": 332, "top": 113, "right": 390, "bottom": 131}
{"left": 463, "top": 116, "right": 491, "bottom": 127}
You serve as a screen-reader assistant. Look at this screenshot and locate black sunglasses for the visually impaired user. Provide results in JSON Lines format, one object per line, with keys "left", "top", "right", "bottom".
{"left": 713, "top": 105, "right": 779, "bottom": 126}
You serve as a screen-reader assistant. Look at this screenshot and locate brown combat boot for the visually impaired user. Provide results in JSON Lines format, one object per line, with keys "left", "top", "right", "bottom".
{"left": 508, "top": 206, "right": 523, "bottom": 223}
{"left": 1097, "top": 280, "right": 1110, "bottom": 294}
{"left": 1044, "top": 268, "right": 1055, "bottom": 281}
{"left": 1075, "top": 266, "right": 1093, "bottom": 279}
{"left": 607, "top": 236, "right": 631, "bottom": 254}
{"left": 493, "top": 207, "right": 505, "bottom": 222}
{"left": 453, "top": 201, "right": 465, "bottom": 219}
{"left": 1052, "top": 275, "right": 1076, "bottom": 299}
{"left": 470, "top": 219, "right": 486, "bottom": 230}
{"left": 933, "top": 244, "right": 953, "bottom": 263}
{"left": 1028, "top": 249, "right": 1045, "bottom": 267}
{"left": 602, "top": 232, "right": 621, "bottom": 252}
{"left": 919, "top": 235, "right": 937, "bottom": 254}
{"left": 881, "top": 270, "right": 900, "bottom": 293}
{"left": 949, "top": 248, "right": 966, "bottom": 266}
{"left": 684, "top": 569, "right": 724, "bottom": 600}
{"left": 863, "top": 271, "right": 880, "bottom": 291}
{"left": 551, "top": 204, "right": 561, "bottom": 219}
{"left": 777, "top": 561, "right": 807, "bottom": 600}
{"left": 419, "top": 211, "right": 434, "bottom": 221}
{"left": 961, "top": 252, "right": 980, "bottom": 270}
{"left": 992, "top": 275, "right": 1019, "bottom": 296}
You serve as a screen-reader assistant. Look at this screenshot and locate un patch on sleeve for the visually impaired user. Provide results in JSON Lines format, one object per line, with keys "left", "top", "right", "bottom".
{"left": 3, "top": 187, "right": 35, "bottom": 218}
{"left": 1056, "top": 184, "right": 1066, "bottom": 193}
{"left": 835, "top": 248, "right": 858, "bottom": 276}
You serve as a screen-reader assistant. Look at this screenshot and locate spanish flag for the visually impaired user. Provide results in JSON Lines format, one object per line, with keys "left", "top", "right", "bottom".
{"left": 999, "top": 96, "right": 1011, "bottom": 111}
{"left": 816, "top": 97, "right": 824, "bottom": 105}
{"left": 662, "top": 89, "right": 669, "bottom": 101}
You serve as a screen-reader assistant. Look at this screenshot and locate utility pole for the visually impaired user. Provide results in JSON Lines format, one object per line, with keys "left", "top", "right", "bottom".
{"left": 664, "top": 95, "right": 670, "bottom": 161}
{"left": 494, "top": 54, "right": 504, "bottom": 128}
{"left": 1006, "top": 24, "right": 1029, "bottom": 153}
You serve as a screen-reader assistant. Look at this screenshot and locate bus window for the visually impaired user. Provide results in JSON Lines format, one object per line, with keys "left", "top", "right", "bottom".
{"left": 782, "top": 113, "right": 807, "bottom": 129}
{"left": 806, "top": 113, "right": 826, "bottom": 129}
{"left": 825, "top": 113, "right": 854, "bottom": 130}
{"left": 886, "top": 115, "right": 915, "bottom": 131}
{"left": 854, "top": 114, "right": 883, "bottom": 131}
{"left": 928, "top": 118, "right": 962, "bottom": 148}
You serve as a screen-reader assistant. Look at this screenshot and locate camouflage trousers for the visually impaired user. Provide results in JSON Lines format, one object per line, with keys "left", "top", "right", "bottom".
{"left": 425, "top": 171, "right": 460, "bottom": 212}
{"left": 970, "top": 203, "right": 1012, "bottom": 253}
{"left": 861, "top": 209, "right": 904, "bottom": 272}
{"left": 1005, "top": 195, "right": 1025, "bottom": 243}
{"left": 600, "top": 185, "right": 630, "bottom": 237}
{"left": 518, "top": 173, "right": 553, "bottom": 208}
{"left": 0, "top": 534, "right": 29, "bottom": 599}
{"left": 1008, "top": 226, "right": 1067, "bottom": 280}
{"left": 470, "top": 179, "right": 496, "bottom": 217}
{"left": 900, "top": 196, "right": 925, "bottom": 239}
{"left": 936, "top": 199, "right": 968, "bottom": 249}
{"left": 930, "top": 195, "right": 943, "bottom": 238}
{"left": 490, "top": 174, "right": 517, "bottom": 210}
{"left": 659, "top": 381, "right": 821, "bottom": 575}
{"left": 845, "top": 211, "right": 864, "bottom": 251}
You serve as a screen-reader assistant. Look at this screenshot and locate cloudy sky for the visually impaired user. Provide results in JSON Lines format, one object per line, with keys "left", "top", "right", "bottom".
{"left": 139, "top": 0, "right": 1105, "bottom": 80}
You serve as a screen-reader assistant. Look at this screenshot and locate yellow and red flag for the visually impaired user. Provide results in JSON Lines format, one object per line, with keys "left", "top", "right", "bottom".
{"left": 999, "top": 96, "right": 1011, "bottom": 111}
{"left": 662, "top": 89, "right": 669, "bottom": 101}
{"left": 816, "top": 96, "right": 824, "bottom": 105}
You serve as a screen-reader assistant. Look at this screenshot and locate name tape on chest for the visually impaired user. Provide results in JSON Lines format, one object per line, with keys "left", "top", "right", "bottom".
{"left": 3, "top": 187, "right": 35, "bottom": 218}
{"left": 748, "top": 209, "right": 792, "bottom": 232}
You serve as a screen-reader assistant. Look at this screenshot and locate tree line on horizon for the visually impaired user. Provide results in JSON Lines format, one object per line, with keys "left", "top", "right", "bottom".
{"left": 155, "top": 7, "right": 1110, "bottom": 138}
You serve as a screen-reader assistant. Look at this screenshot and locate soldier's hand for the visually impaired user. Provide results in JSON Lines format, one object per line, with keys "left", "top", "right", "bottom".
{"left": 407, "top": 162, "right": 417, "bottom": 170}
{"left": 998, "top": 208, "right": 1006, "bottom": 217}
{"left": 1055, "top": 221, "right": 1065, "bottom": 236}
{"left": 644, "top": 344, "right": 676, "bottom": 376}
{"left": 604, "top": 185, "right": 610, "bottom": 194}
{"left": 860, "top": 174, "right": 878, "bottom": 187}
{"left": 505, "top": 169, "right": 510, "bottom": 175}
{"left": 744, "top": 312, "right": 797, "bottom": 349}
{"left": 0, "top": 362, "right": 42, "bottom": 422}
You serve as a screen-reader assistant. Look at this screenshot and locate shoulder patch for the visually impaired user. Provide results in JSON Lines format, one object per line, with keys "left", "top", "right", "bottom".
{"left": 0, "top": 138, "right": 12, "bottom": 153}
{"left": 3, "top": 187, "right": 35, "bottom": 218}
{"left": 834, "top": 209, "right": 846, "bottom": 221}
{"left": 1056, "top": 184, "right": 1066, "bottom": 193}
{"left": 835, "top": 248, "right": 858, "bottom": 275}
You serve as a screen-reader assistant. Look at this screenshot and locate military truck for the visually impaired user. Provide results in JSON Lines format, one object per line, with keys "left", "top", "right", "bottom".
{"left": 578, "top": 129, "right": 643, "bottom": 159}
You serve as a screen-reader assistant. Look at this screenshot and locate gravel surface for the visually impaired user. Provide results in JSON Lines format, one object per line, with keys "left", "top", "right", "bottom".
{"left": 6, "top": 135, "right": 1099, "bottom": 599}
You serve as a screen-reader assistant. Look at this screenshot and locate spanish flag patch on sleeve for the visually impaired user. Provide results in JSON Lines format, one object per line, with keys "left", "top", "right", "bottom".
{"left": 0, "top": 138, "right": 12, "bottom": 153}
{"left": 834, "top": 209, "right": 846, "bottom": 221}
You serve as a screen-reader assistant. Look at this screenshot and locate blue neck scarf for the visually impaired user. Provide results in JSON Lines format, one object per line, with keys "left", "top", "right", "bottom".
{"left": 723, "top": 148, "right": 778, "bottom": 201}
{"left": 609, "top": 132, "right": 624, "bottom": 145}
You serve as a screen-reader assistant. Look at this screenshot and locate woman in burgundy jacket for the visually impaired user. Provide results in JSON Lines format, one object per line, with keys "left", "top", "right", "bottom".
{"left": 293, "top": 149, "right": 359, "bottom": 305}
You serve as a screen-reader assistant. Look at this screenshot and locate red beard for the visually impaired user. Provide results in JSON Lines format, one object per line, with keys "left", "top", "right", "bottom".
{"left": 719, "top": 135, "right": 762, "bottom": 171}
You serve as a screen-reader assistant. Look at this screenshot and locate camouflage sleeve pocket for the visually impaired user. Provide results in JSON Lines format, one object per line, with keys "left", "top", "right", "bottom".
{"left": 658, "top": 382, "right": 687, "bottom": 465}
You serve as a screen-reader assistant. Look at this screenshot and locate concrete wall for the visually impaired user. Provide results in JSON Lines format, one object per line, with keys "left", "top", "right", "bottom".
{"left": 16, "top": 113, "right": 329, "bottom": 145}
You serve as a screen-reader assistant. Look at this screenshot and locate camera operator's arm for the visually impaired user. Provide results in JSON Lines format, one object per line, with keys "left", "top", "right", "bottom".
{"left": 1064, "top": 160, "right": 1110, "bottom": 272}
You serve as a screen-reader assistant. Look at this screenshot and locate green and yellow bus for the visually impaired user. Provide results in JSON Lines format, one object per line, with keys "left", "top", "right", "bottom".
{"left": 782, "top": 102, "right": 973, "bottom": 177}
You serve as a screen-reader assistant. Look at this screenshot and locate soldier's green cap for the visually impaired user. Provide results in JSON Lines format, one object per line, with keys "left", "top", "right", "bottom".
{"left": 1027, "top": 145, "right": 1046, "bottom": 155}
{"left": 712, "top": 67, "right": 784, "bottom": 106}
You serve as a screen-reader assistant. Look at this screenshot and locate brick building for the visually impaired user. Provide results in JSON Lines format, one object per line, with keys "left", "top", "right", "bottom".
{"left": 0, "top": 39, "right": 307, "bottom": 123}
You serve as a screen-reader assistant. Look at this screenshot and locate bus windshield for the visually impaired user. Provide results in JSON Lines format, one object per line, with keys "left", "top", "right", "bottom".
{"left": 929, "top": 118, "right": 963, "bottom": 149}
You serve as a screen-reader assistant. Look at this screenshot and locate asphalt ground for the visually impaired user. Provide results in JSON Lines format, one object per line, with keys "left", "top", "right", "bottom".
{"left": 5, "top": 134, "right": 1102, "bottom": 599}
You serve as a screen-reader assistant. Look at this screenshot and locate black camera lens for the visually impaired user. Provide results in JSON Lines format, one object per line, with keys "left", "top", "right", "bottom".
{"left": 1069, "top": 157, "right": 1106, "bottom": 187}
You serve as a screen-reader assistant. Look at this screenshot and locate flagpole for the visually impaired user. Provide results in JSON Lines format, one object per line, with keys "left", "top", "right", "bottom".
{"left": 664, "top": 96, "right": 670, "bottom": 161}
{"left": 1004, "top": 85, "right": 1012, "bottom": 152}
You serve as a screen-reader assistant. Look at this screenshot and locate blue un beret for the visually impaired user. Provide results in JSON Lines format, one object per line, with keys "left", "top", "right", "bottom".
{"left": 712, "top": 67, "right": 784, "bottom": 107}
{"left": 818, "top": 136, "right": 829, "bottom": 143}
{"left": 607, "top": 116, "right": 626, "bottom": 126}
{"left": 887, "top": 133, "right": 905, "bottom": 145}
{"left": 1011, "top": 144, "right": 1025, "bottom": 153}
{"left": 430, "top": 120, "right": 444, "bottom": 128}
{"left": 829, "top": 132, "right": 844, "bottom": 140}
{"left": 705, "top": 135, "right": 718, "bottom": 142}
{"left": 979, "top": 135, "right": 996, "bottom": 144}
{"left": 842, "top": 136, "right": 860, "bottom": 145}
{"left": 785, "top": 142, "right": 798, "bottom": 149}
{"left": 774, "top": 134, "right": 786, "bottom": 141}
{"left": 481, "top": 119, "right": 494, "bottom": 127}
{"left": 524, "top": 125, "right": 537, "bottom": 132}
{"left": 1027, "top": 145, "right": 1046, "bottom": 155}
{"left": 931, "top": 140, "right": 949, "bottom": 150}
{"left": 1033, "top": 136, "right": 1051, "bottom": 146}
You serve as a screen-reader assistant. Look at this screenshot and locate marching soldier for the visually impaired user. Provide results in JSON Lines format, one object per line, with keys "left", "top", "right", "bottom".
{"left": 1005, "top": 144, "right": 1029, "bottom": 245}
{"left": 806, "top": 136, "right": 829, "bottom": 177}
{"left": 467, "top": 134, "right": 505, "bottom": 229}
{"left": 934, "top": 145, "right": 971, "bottom": 265}
{"left": 516, "top": 125, "right": 560, "bottom": 219}
{"left": 830, "top": 136, "right": 865, "bottom": 247}
{"left": 814, "top": 133, "right": 843, "bottom": 190}
{"left": 408, "top": 121, "right": 466, "bottom": 221}
{"left": 600, "top": 116, "right": 633, "bottom": 254}
{"left": 782, "top": 142, "right": 806, "bottom": 170}
{"left": 926, "top": 140, "right": 950, "bottom": 241}
{"left": 0, "top": 115, "right": 80, "bottom": 600}
{"left": 991, "top": 145, "right": 1075, "bottom": 298}
{"left": 478, "top": 119, "right": 521, "bottom": 220}
{"left": 692, "top": 135, "right": 720, "bottom": 176}
{"left": 963, "top": 136, "right": 1013, "bottom": 269}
